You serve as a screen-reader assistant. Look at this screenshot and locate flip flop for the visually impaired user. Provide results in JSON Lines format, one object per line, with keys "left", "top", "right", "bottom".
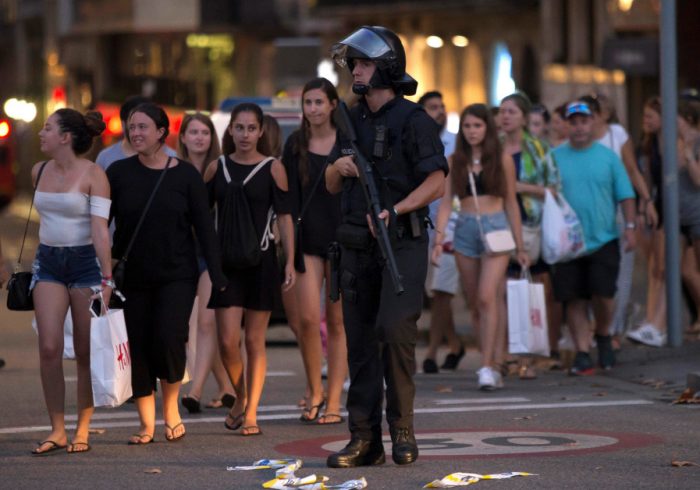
{"left": 300, "top": 399, "right": 326, "bottom": 423}
{"left": 224, "top": 412, "right": 244, "bottom": 431}
{"left": 165, "top": 422, "right": 186, "bottom": 442}
{"left": 67, "top": 442, "right": 91, "bottom": 454}
{"left": 128, "top": 433, "right": 154, "bottom": 445}
{"left": 31, "top": 440, "right": 67, "bottom": 456}
{"left": 317, "top": 413, "right": 344, "bottom": 425}
{"left": 240, "top": 425, "right": 263, "bottom": 436}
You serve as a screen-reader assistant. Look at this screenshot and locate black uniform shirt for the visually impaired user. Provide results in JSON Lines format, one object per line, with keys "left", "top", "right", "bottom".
{"left": 342, "top": 96, "right": 448, "bottom": 225}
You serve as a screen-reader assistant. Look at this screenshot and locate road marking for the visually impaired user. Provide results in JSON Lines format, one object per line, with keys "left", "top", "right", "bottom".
{"left": 433, "top": 397, "right": 530, "bottom": 405}
{"left": 266, "top": 371, "right": 296, "bottom": 377}
{"left": 0, "top": 399, "right": 653, "bottom": 435}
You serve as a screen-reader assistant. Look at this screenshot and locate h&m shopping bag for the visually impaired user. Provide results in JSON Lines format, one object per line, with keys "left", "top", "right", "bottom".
{"left": 507, "top": 276, "right": 550, "bottom": 357}
{"left": 90, "top": 305, "right": 132, "bottom": 408}
{"left": 541, "top": 190, "right": 586, "bottom": 264}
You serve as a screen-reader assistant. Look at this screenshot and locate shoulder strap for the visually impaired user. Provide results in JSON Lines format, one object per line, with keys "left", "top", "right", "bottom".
{"left": 468, "top": 171, "right": 487, "bottom": 238}
{"left": 243, "top": 157, "right": 274, "bottom": 186}
{"left": 17, "top": 161, "right": 49, "bottom": 267}
{"left": 120, "top": 157, "right": 172, "bottom": 262}
{"left": 297, "top": 155, "right": 331, "bottom": 224}
{"left": 219, "top": 155, "right": 231, "bottom": 183}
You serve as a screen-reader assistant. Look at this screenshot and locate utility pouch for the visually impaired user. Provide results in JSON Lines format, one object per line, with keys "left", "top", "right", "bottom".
{"left": 336, "top": 223, "right": 372, "bottom": 250}
{"left": 328, "top": 241, "right": 341, "bottom": 303}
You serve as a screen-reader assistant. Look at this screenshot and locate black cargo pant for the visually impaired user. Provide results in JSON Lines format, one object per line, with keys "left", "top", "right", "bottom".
{"left": 339, "top": 229, "right": 428, "bottom": 442}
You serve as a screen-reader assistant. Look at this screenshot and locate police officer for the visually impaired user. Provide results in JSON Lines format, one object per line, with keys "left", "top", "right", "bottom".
{"left": 325, "top": 26, "right": 448, "bottom": 467}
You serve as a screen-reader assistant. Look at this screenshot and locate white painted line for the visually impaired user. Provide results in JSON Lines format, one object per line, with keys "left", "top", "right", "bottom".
{"left": 414, "top": 399, "right": 654, "bottom": 414}
{"left": 258, "top": 404, "right": 299, "bottom": 412}
{"left": 0, "top": 399, "right": 653, "bottom": 435}
{"left": 266, "top": 371, "right": 296, "bottom": 377}
{"left": 433, "top": 397, "right": 530, "bottom": 405}
{"left": 65, "top": 412, "right": 138, "bottom": 421}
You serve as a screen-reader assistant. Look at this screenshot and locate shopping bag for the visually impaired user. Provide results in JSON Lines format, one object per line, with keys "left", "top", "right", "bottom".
{"left": 541, "top": 190, "right": 586, "bottom": 264}
{"left": 32, "top": 309, "right": 75, "bottom": 360}
{"left": 90, "top": 304, "right": 132, "bottom": 408}
{"left": 507, "top": 277, "right": 550, "bottom": 357}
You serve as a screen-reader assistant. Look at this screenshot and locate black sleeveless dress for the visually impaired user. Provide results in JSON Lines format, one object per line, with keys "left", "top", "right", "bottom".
{"left": 207, "top": 156, "right": 290, "bottom": 310}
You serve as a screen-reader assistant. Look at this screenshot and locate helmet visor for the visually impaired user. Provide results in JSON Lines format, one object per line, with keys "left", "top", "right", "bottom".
{"left": 331, "top": 27, "right": 392, "bottom": 67}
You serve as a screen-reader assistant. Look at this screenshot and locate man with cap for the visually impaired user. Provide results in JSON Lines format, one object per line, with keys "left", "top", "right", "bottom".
{"left": 325, "top": 26, "right": 448, "bottom": 467}
{"left": 550, "top": 101, "right": 636, "bottom": 376}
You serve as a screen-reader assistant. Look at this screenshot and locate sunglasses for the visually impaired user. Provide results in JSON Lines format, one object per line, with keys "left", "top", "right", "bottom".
{"left": 184, "top": 110, "right": 212, "bottom": 116}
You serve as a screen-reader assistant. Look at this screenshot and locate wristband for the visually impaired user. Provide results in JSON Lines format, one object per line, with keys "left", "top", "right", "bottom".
{"left": 102, "top": 274, "right": 112, "bottom": 280}
{"left": 392, "top": 206, "right": 399, "bottom": 217}
{"left": 101, "top": 278, "right": 116, "bottom": 288}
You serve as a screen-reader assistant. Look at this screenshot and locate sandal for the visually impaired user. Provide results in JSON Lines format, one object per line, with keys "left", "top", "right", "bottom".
{"left": 240, "top": 425, "right": 263, "bottom": 436}
{"left": 300, "top": 399, "right": 326, "bottom": 423}
{"left": 519, "top": 365, "right": 537, "bottom": 380}
{"left": 164, "top": 422, "right": 186, "bottom": 442}
{"left": 181, "top": 395, "right": 201, "bottom": 414}
{"left": 224, "top": 411, "right": 244, "bottom": 431}
{"left": 317, "top": 413, "right": 344, "bottom": 425}
{"left": 128, "top": 433, "right": 154, "bottom": 445}
{"left": 31, "top": 440, "right": 67, "bottom": 456}
{"left": 67, "top": 441, "right": 91, "bottom": 454}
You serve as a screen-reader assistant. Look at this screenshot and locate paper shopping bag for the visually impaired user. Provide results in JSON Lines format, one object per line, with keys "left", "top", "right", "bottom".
{"left": 90, "top": 308, "right": 132, "bottom": 407}
{"left": 526, "top": 281, "right": 550, "bottom": 357}
{"left": 507, "top": 278, "right": 550, "bottom": 357}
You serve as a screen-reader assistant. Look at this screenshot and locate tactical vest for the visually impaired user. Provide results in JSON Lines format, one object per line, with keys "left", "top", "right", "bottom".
{"left": 341, "top": 97, "right": 427, "bottom": 226}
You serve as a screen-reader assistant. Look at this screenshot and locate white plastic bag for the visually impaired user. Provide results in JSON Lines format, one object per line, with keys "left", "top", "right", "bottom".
{"left": 32, "top": 310, "right": 75, "bottom": 360}
{"left": 507, "top": 277, "right": 550, "bottom": 357}
{"left": 541, "top": 190, "right": 585, "bottom": 264}
{"left": 90, "top": 305, "right": 132, "bottom": 407}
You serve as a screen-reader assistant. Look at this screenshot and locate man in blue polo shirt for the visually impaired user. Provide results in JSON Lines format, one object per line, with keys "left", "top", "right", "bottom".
{"left": 551, "top": 101, "right": 636, "bottom": 375}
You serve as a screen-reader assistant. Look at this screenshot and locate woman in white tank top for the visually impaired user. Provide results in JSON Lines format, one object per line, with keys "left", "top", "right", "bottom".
{"left": 30, "top": 108, "right": 112, "bottom": 455}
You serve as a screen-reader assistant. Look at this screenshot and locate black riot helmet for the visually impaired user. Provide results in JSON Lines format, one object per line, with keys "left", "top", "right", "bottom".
{"left": 331, "top": 26, "right": 418, "bottom": 96}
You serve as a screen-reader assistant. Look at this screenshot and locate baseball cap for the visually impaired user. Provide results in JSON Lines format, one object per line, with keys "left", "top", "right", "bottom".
{"left": 566, "top": 101, "right": 592, "bottom": 119}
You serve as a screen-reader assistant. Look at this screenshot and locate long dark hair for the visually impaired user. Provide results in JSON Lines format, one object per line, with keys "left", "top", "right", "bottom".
{"left": 293, "top": 77, "right": 339, "bottom": 185}
{"left": 221, "top": 103, "right": 264, "bottom": 155}
{"left": 55, "top": 109, "right": 105, "bottom": 155}
{"left": 641, "top": 96, "right": 661, "bottom": 159}
{"left": 452, "top": 103, "right": 506, "bottom": 199}
{"left": 177, "top": 112, "right": 221, "bottom": 174}
{"left": 258, "top": 114, "right": 282, "bottom": 157}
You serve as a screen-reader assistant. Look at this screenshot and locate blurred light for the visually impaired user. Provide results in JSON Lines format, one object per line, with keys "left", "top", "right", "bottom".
{"left": 0, "top": 120, "right": 10, "bottom": 138}
{"left": 618, "top": 0, "right": 634, "bottom": 12}
{"left": 452, "top": 35, "right": 469, "bottom": 48}
{"left": 426, "top": 36, "right": 444, "bottom": 49}
{"left": 107, "top": 115, "right": 122, "bottom": 135}
{"left": 491, "top": 42, "right": 516, "bottom": 106}
{"left": 317, "top": 58, "right": 338, "bottom": 86}
{"left": 447, "top": 112, "right": 460, "bottom": 134}
{"left": 3, "top": 98, "right": 37, "bottom": 122}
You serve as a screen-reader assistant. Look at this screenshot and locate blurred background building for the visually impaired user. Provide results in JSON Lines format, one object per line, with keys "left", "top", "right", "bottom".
{"left": 0, "top": 0, "right": 698, "bottom": 195}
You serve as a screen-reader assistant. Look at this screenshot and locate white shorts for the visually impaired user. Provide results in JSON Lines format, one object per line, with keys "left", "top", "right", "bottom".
{"left": 430, "top": 251, "right": 459, "bottom": 295}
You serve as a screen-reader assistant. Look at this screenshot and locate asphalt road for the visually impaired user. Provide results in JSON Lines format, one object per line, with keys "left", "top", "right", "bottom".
{"left": 1, "top": 300, "right": 699, "bottom": 489}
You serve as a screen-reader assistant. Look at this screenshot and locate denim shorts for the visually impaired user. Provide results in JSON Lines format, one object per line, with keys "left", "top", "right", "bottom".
{"left": 31, "top": 244, "right": 102, "bottom": 290}
{"left": 453, "top": 211, "right": 510, "bottom": 258}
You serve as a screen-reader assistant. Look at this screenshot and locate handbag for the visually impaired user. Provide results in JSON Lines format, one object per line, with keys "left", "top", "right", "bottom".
{"left": 90, "top": 295, "right": 133, "bottom": 407}
{"left": 507, "top": 271, "right": 550, "bottom": 357}
{"left": 6, "top": 161, "right": 48, "bottom": 311}
{"left": 109, "top": 157, "right": 172, "bottom": 308}
{"left": 541, "top": 189, "right": 585, "bottom": 264}
{"left": 468, "top": 170, "right": 516, "bottom": 255}
{"left": 293, "top": 155, "right": 331, "bottom": 273}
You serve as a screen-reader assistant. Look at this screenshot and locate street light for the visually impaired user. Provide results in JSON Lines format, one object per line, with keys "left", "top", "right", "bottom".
{"left": 452, "top": 35, "right": 469, "bottom": 48}
{"left": 426, "top": 36, "right": 444, "bottom": 49}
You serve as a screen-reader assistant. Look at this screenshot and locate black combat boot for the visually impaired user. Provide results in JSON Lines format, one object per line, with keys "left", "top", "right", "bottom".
{"left": 326, "top": 437, "right": 385, "bottom": 468}
{"left": 390, "top": 426, "right": 418, "bottom": 465}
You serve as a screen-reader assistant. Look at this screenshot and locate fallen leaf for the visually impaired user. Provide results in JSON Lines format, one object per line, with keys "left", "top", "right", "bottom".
{"left": 88, "top": 428, "right": 106, "bottom": 435}
{"left": 671, "top": 461, "right": 699, "bottom": 467}
{"left": 594, "top": 392, "right": 607, "bottom": 397}
{"left": 144, "top": 468, "right": 162, "bottom": 474}
{"left": 435, "top": 385, "right": 453, "bottom": 393}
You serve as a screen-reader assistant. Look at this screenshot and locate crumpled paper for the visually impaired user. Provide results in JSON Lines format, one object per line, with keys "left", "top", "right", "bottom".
{"left": 424, "top": 472, "right": 536, "bottom": 487}
{"left": 228, "top": 459, "right": 367, "bottom": 489}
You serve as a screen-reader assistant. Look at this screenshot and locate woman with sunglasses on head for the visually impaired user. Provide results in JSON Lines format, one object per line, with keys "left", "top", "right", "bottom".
{"left": 31, "top": 108, "right": 111, "bottom": 455}
{"left": 204, "top": 103, "right": 295, "bottom": 436}
{"left": 177, "top": 112, "right": 236, "bottom": 413}
{"left": 433, "top": 103, "right": 528, "bottom": 391}
{"left": 107, "top": 103, "right": 226, "bottom": 445}
{"left": 548, "top": 104, "right": 569, "bottom": 148}
{"left": 282, "top": 77, "right": 347, "bottom": 425}
{"left": 499, "top": 92, "right": 561, "bottom": 377}
{"left": 528, "top": 104, "right": 550, "bottom": 142}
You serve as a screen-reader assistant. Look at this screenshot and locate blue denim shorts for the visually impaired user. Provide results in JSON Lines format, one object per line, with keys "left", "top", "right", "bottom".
{"left": 31, "top": 244, "right": 102, "bottom": 290}
{"left": 453, "top": 211, "right": 511, "bottom": 258}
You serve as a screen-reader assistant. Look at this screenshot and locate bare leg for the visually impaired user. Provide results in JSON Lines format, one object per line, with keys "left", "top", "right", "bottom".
{"left": 295, "top": 255, "right": 327, "bottom": 419}
{"left": 68, "top": 288, "right": 96, "bottom": 449}
{"left": 568, "top": 300, "right": 592, "bottom": 353}
{"left": 426, "top": 291, "right": 458, "bottom": 360}
{"left": 592, "top": 296, "right": 615, "bottom": 336}
{"left": 217, "top": 307, "right": 246, "bottom": 419}
{"left": 645, "top": 228, "right": 666, "bottom": 332}
{"left": 241, "top": 309, "right": 272, "bottom": 433}
{"left": 321, "top": 259, "right": 347, "bottom": 421}
{"left": 281, "top": 274, "right": 307, "bottom": 406}
{"left": 162, "top": 379, "right": 185, "bottom": 439}
{"left": 129, "top": 394, "right": 156, "bottom": 443}
{"left": 32, "top": 282, "right": 70, "bottom": 452}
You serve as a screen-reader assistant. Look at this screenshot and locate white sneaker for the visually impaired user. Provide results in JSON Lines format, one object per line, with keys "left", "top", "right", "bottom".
{"left": 477, "top": 367, "right": 502, "bottom": 391}
{"left": 626, "top": 323, "right": 667, "bottom": 347}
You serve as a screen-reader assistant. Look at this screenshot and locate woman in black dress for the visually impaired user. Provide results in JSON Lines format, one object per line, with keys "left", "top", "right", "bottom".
{"left": 283, "top": 78, "right": 347, "bottom": 424}
{"left": 204, "top": 103, "right": 295, "bottom": 436}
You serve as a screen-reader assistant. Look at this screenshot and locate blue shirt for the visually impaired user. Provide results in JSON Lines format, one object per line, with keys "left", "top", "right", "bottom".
{"left": 96, "top": 141, "right": 177, "bottom": 171}
{"left": 552, "top": 141, "right": 635, "bottom": 253}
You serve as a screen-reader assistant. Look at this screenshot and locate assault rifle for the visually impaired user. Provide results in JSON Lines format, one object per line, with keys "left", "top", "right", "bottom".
{"left": 333, "top": 101, "right": 404, "bottom": 295}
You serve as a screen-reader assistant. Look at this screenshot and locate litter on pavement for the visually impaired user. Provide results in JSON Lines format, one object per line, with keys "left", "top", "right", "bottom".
{"left": 424, "top": 471, "right": 536, "bottom": 487}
